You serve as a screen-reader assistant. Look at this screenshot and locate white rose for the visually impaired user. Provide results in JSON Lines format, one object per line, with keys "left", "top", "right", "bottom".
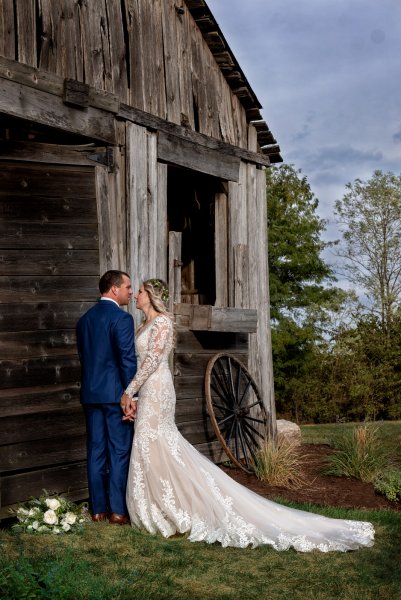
{"left": 53, "top": 528, "right": 61, "bottom": 534}
{"left": 28, "top": 508, "right": 39, "bottom": 517}
{"left": 62, "top": 523, "right": 71, "bottom": 532}
{"left": 32, "top": 521, "right": 40, "bottom": 530}
{"left": 63, "top": 512, "right": 77, "bottom": 525}
{"left": 17, "top": 508, "right": 29, "bottom": 518}
{"left": 43, "top": 509, "right": 58, "bottom": 525}
{"left": 45, "top": 498, "right": 61, "bottom": 510}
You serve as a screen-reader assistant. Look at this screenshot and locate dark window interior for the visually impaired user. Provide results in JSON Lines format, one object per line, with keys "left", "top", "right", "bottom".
{"left": 167, "top": 166, "right": 221, "bottom": 306}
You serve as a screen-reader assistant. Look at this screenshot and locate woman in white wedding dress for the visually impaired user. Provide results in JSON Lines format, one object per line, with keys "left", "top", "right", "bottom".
{"left": 120, "top": 279, "right": 374, "bottom": 552}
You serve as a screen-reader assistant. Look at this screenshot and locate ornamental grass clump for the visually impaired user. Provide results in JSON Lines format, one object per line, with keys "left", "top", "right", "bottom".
{"left": 324, "top": 423, "right": 391, "bottom": 483}
{"left": 254, "top": 436, "right": 307, "bottom": 489}
{"left": 11, "top": 491, "right": 89, "bottom": 534}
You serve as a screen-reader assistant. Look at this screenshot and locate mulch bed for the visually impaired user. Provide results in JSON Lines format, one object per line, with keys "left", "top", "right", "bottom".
{"left": 221, "top": 444, "right": 401, "bottom": 512}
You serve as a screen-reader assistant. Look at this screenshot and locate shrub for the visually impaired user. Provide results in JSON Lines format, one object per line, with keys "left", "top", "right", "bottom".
{"left": 323, "top": 423, "right": 391, "bottom": 482}
{"left": 254, "top": 437, "right": 306, "bottom": 489}
{"left": 374, "top": 470, "right": 401, "bottom": 502}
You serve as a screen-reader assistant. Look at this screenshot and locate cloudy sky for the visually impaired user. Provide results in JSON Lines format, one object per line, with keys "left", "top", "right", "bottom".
{"left": 207, "top": 0, "right": 401, "bottom": 258}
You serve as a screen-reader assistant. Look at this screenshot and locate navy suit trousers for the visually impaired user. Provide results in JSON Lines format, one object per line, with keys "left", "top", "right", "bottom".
{"left": 84, "top": 403, "right": 134, "bottom": 515}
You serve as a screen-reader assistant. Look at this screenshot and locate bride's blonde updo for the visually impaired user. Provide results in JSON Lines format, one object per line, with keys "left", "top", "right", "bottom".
{"left": 143, "top": 278, "right": 170, "bottom": 314}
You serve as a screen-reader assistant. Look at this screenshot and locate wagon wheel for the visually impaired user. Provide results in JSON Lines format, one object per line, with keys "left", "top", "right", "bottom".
{"left": 205, "top": 352, "right": 267, "bottom": 473}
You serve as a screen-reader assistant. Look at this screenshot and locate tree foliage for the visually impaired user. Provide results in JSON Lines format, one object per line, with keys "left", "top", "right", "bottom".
{"left": 266, "top": 164, "right": 344, "bottom": 418}
{"left": 267, "top": 166, "right": 401, "bottom": 423}
{"left": 335, "top": 170, "right": 401, "bottom": 333}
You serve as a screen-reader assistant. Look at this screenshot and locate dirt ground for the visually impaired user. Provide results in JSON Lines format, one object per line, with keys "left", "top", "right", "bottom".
{"left": 221, "top": 443, "right": 401, "bottom": 512}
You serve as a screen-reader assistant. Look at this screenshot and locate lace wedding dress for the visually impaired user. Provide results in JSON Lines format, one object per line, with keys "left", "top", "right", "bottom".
{"left": 125, "top": 315, "right": 374, "bottom": 551}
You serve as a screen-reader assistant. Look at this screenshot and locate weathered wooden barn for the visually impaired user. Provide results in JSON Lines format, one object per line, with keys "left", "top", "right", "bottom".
{"left": 0, "top": 0, "right": 281, "bottom": 517}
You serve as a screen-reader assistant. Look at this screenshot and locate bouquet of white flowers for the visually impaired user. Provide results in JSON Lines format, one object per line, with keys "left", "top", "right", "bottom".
{"left": 11, "top": 491, "right": 89, "bottom": 534}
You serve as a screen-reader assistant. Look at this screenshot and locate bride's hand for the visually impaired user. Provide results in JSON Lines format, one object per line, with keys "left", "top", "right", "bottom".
{"left": 122, "top": 397, "right": 138, "bottom": 421}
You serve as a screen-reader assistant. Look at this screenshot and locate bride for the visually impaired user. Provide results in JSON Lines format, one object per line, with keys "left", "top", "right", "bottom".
{"left": 120, "top": 279, "right": 374, "bottom": 552}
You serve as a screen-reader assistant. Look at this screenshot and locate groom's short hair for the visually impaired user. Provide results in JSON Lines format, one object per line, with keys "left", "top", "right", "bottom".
{"left": 99, "top": 270, "right": 130, "bottom": 294}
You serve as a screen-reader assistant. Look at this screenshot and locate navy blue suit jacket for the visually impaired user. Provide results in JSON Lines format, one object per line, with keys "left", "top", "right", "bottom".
{"left": 76, "top": 299, "right": 137, "bottom": 404}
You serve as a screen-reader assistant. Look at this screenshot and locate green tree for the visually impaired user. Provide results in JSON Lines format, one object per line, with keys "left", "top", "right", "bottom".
{"left": 266, "top": 164, "right": 344, "bottom": 418}
{"left": 335, "top": 170, "right": 401, "bottom": 333}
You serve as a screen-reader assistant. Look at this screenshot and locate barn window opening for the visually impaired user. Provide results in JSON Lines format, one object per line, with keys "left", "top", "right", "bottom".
{"left": 167, "top": 165, "right": 219, "bottom": 306}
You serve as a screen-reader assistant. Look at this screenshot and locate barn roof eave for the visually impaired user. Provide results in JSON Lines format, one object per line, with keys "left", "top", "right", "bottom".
{"left": 184, "top": 0, "right": 282, "bottom": 163}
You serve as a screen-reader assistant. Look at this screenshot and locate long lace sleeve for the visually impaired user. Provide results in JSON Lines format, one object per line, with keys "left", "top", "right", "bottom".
{"left": 125, "top": 315, "right": 172, "bottom": 398}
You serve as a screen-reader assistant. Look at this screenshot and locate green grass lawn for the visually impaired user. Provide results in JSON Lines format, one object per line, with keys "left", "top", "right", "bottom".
{"left": 2, "top": 421, "right": 401, "bottom": 600}
{"left": 1, "top": 502, "right": 401, "bottom": 600}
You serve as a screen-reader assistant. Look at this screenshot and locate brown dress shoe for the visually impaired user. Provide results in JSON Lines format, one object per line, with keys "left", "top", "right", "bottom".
{"left": 109, "top": 513, "right": 130, "bottom": 525}
{"left": 91, "top": 512, "right": 109, "bottom": 522}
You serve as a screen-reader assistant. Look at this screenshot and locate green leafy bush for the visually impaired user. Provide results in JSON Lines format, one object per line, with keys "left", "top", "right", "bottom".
{"left": 374, "top": 470, "right": 401, "bottom": 502}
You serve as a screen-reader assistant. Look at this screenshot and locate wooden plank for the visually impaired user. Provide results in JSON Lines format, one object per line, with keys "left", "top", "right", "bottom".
{"left": 254, "top": 167, "right": 276, "bottom": 436}
{"left": 105, "top": 0, "right": 129, "bottom": 101}
{"left": 0, "top": 383, "right": 81, "bottom": 418}
{"left": 0, "top": 163, "right": 96, "bottom": 196}
{"left": 0, "top": 222, "right": 99, "bottom": 249}
{"left": 127, "top": 122, "right": 149, "bottom": 325}
{"left": 161, "top": 0, "right": 182, "bottom": 125}
{"left": 0, "top": 141, "right": 106, "bottom": 167}
{"left": 147, "top": 131, "right": 159, "bottom": 277}
{"left": 234, "top": 244, "right": 249, "bottom": 309}
{"left": 0, "top": 0, "right": 15, "bottom": 60}
{"left": 124, "top": 0, "right": 145, "bottom": 110}
{"left": 0, "top": 330, "right": 77, "bottom": 359}
{"left": 0, "top": 276, "right": 99, "bottom": 302}
{"left": 175, "top": 330, "right": 248, "bottom": 354}
{"left": 177, "top": 0, "right": 195, "bottom": 130}
{"left": 1, "top": 461, "right": 88, "bottom": 508}
{"left": 174, "top": 375, "right": 204, "bottom": 399}
{"left": 0, "top": 194, "right": 97, "bottom": 222}
{"left": 215, "top": 192, "right": 228, "bottom": 306}
{"left": 15, "top": 0, "right": 36, "bottom": 66}
{"left": 156, "top": 162, "right": 168, "bottom": 281}
{"left": 0, "top": 77, "right": 116, "bottom": 144}
{"left": 79, "top": 0, "right": 108, "bottom": 91}
{"left": 0, "top": 356, "right": 80, "bottom": 390}
{"left": 96, "top": 166, "right": 115, "bottom": 273}
{"left": 174, "top": 304, "right": 257, "bottom": 332}
{"left": 168, "top": 231, "right": 182, "bottom": 311}
{"left": 0, "top": 434, "right": 86, "bottom": 472}
{"left": 158, "top": 130, "right": 240, "bottom": 182}
{"left": 175, "top": 396, "right": 207, "bottom": 424}
{"left": 174, "top": 352, "right": 247, "bottom": 377}
{"left": 228, "top": 161, "right": 248, "bottom": 306}
{"left": 141, "top": 0, "right": 166, "bottom": 119}
{"left": 0, "top": 407, "right": 84, "bottom": 445}
{"left": 0, "top": 249, "right": 99, "bottom": 276}
{"left": 0, "top": 301, "right": 93, "bottom": 332}
{"left": 110, "top": 132, "right": 128, "bottom": 271}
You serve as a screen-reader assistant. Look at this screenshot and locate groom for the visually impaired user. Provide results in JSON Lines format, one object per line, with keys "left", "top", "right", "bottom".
{"left": 76, "top": 270, "right": 137, "bottom": 524}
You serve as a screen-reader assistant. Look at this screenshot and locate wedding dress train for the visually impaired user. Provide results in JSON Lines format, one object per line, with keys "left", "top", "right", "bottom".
{"left": 126, "top": 315, "right": 374, "bottom": 551}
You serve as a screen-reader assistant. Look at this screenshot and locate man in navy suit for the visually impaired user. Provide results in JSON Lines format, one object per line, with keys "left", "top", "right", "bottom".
{"left": 76, "top": 270, "right": 137, "bottom": 524}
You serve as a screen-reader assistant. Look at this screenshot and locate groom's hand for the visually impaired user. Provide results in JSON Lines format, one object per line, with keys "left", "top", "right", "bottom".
{"left": 121, "top": 394, "right": 137, "bottom": 421}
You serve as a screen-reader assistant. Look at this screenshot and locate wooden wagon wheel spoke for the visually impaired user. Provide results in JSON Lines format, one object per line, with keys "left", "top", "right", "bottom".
{"left": 217, "top": 414, "right": 235, "bottom": 427}
{"left": 238, "top": 380, "right": 252, "bottom": 407}
{"left": 215, "top": 360, "right": 236, "bottom": 405}
{"left": 242, "top": 419, "right": 266, "bottom": 440}
{"left": 205, "top": 352, "right": 268, "bottom": 473}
